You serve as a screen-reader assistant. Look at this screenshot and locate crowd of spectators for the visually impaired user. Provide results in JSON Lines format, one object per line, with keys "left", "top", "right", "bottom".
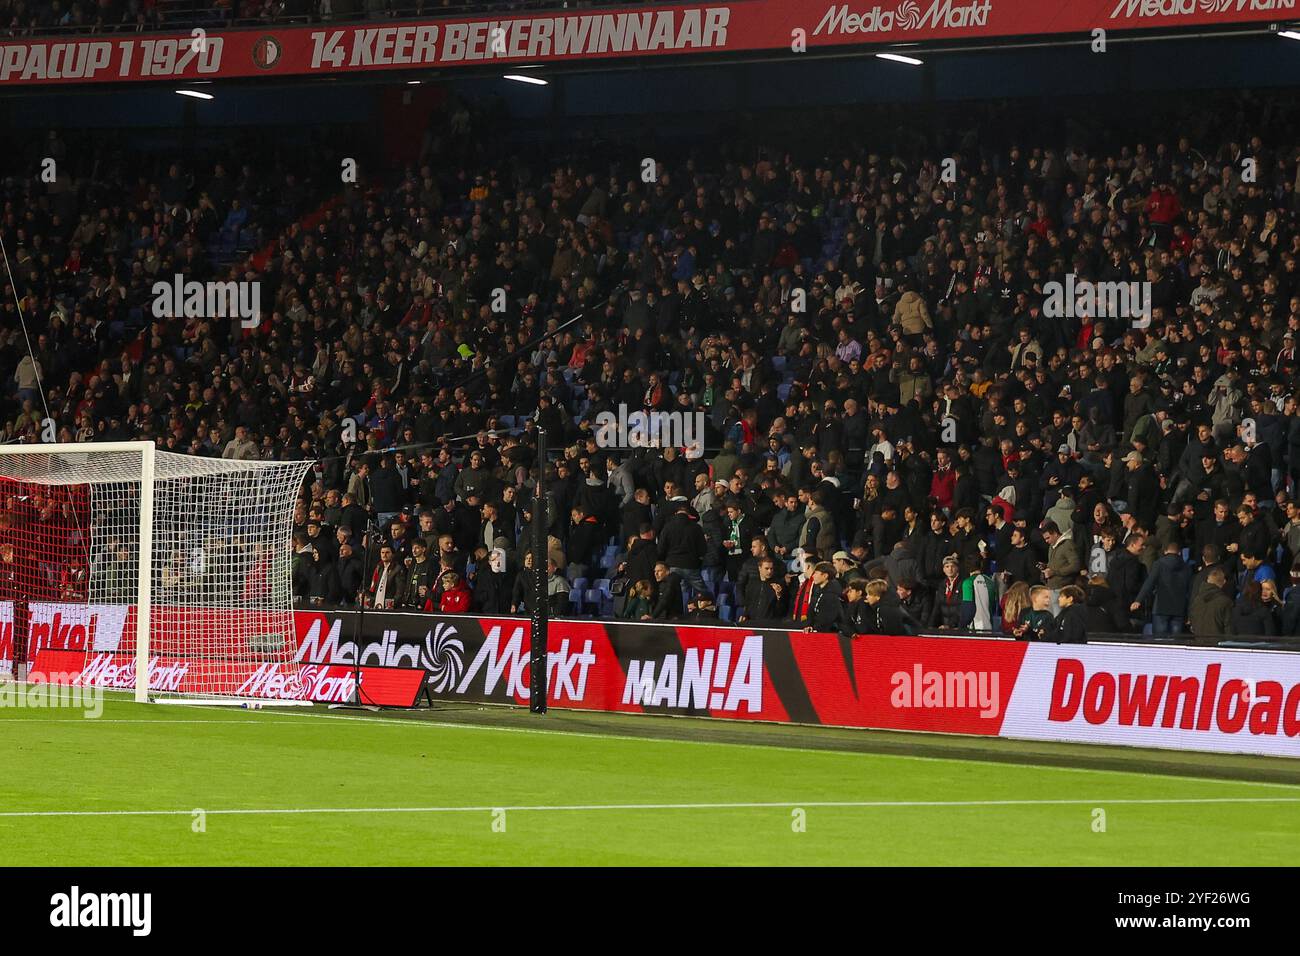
{"left": 6, "top": 93, "right": 1300, "bottom": 641}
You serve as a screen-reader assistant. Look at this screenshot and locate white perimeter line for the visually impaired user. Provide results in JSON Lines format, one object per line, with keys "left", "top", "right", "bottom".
{"left": 0, "top": 723, "right": 304, "bottom": 728}
{"left": 1, "top": 797, "right": 1299, "bottom": 819}
{"left": 23, "top": 704, "right": 1300, "bottom": 792}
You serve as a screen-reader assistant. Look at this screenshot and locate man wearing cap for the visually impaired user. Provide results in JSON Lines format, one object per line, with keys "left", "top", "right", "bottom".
{"left": 1042, "top": 445, "right": 1083, "bottom": 508}
{"left": 832, "top": 550, "right": 864, "bottom": 587}
{"left": 1123, "top": 449, "right": 1159, "bottom": 530}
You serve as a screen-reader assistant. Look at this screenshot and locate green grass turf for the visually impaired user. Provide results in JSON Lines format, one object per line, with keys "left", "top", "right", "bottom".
{"left": 1, "top": 690, "right": 1298, "bottom": 866}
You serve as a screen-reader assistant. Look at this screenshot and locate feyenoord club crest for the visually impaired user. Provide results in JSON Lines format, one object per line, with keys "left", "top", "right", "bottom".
{"left": 251, "top": 35, "right": 282, "bottom": 71}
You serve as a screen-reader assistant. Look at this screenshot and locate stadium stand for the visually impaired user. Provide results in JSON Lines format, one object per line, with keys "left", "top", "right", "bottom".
{"left": 4, "top": 93, "right": 1300, "bottom": 643}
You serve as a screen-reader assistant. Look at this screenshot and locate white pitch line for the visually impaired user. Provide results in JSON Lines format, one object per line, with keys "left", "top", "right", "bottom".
{"left": 1, "top": 796, "right": 1299, "bottom": 819}
{"left": 0, "top": 719, "right": 305, "bottom": 724}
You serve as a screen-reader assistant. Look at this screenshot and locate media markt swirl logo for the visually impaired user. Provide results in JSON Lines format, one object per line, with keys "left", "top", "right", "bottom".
{"left": 251, "top": 35, "right": 282, "bottom": 71}
{"left": 422, "top": 623, "right": 465, "bottom": 692}
{"left": 286, "top": 664, "right": 312, "bottom": 699}
{"left": 895, "top": 0, "right": 921, "bottom": 28}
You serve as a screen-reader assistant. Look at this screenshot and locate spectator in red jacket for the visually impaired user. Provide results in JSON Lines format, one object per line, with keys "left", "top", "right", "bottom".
{"left": 929, "top": 449, "right": 957, "bottom": 511}
{"left": 1146, "top": 182, "right": 1182, "bottom": 243}
{"left": 436, "top": 571, "right": 472, "bottom": 613}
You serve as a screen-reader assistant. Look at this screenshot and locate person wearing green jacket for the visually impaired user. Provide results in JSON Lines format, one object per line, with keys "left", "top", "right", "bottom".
{"left": 620, "top": 579, "right": 653, "bottom": 621}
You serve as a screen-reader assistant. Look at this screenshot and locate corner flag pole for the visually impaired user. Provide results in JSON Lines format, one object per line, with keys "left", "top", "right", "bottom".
{"left": 530, "top": 425, "right": 549, "bottom": 715}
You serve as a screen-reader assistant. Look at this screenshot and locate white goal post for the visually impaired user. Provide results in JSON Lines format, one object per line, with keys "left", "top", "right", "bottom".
{"left": 0, "top": 441, "right": 313, "bottom": 704}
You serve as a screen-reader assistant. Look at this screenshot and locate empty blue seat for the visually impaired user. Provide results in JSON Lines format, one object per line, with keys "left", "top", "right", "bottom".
{"left": 771, "top": 356, "right": 787, "bottom": 374}
{"left": 718, "top": 606, "right": 734, "bottom": 622}
{"left": 584, "top": 588, "right": 603, "bottom": 613}
{"left": 569, "top": 573, "right": 589, "bottom": 591}
{"left": 594, "top": 578, "right": 612, "bottom": 597}
{"left": 777, "top": 383, "right": 792, "bottom": 403}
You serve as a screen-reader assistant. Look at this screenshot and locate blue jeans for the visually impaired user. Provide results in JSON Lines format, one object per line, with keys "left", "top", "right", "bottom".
{"left": 670, "top": 567, "right": 713, "bottom": 601}
{"left": 1152, "top": 614, "right": 1184, "bottom": 635}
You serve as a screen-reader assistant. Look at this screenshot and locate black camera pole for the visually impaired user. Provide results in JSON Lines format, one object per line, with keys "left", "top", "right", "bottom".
{"left": 529, "top": 425, "right": 549, "bottom": 715}
{"left": 332, "top": 450, "right": 378, "bottom": 711}
{"left": 334, "top": 514, "right": 379, "bottom": 710}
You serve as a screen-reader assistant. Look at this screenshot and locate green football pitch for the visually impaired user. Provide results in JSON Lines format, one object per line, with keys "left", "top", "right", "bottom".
{"left": 2, "top": 689, "right": 1298, "bottom": 866}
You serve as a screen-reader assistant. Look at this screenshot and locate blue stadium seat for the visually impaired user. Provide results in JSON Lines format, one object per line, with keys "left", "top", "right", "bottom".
{"left": 771, "top": 356, "right": 787, "bottom": 374}
{"left": 594, "top": 578, "right": 612, "bottom": 598}
{"left": 718, "top": 605, "right": 734, "bottom": 622}
{"left": 777, "top": 383, "right": 792, "bottom": 403}
{"left": 584, "top": 589, "right": 603, "bottom": 614}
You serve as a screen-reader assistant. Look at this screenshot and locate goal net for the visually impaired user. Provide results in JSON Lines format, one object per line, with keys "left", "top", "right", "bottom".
{"left": 0, "top": 442, "right": 311, "bottom": 703}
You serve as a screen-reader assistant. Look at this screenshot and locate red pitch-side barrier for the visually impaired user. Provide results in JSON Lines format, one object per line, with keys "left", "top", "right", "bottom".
{"left": 8, "top": 600, "right": 1299, "bottom": 756}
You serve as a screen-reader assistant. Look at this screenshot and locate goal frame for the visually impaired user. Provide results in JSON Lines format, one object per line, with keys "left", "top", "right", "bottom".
{"left": 0, "top": 441, "right": 156, "bottom": 703}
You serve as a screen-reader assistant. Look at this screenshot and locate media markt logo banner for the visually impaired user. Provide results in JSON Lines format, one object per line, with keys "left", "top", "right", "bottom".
{"left": 814, "top": 0, "right": 993, "bottom": 37}
{"left": 1109, "top": 0, "right": 1295, "bottom": 21}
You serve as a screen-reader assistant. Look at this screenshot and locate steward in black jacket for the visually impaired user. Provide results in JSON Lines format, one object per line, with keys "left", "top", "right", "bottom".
{"left": 658, "top": 506, "right": 707, "bottom": 570}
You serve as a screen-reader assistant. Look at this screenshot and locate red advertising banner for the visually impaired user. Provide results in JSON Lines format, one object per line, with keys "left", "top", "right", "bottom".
{"left": 29, "top": 646, "right": 426, "bottom": 706}
{"left": 0, "top": 0, "right": 1293, "bottom": 86}
{"left": 289, "top": 608, "right": 1300, "bottom": 756}
{"left": 10, "top": 601, "right": 1300, "bottom": 755}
